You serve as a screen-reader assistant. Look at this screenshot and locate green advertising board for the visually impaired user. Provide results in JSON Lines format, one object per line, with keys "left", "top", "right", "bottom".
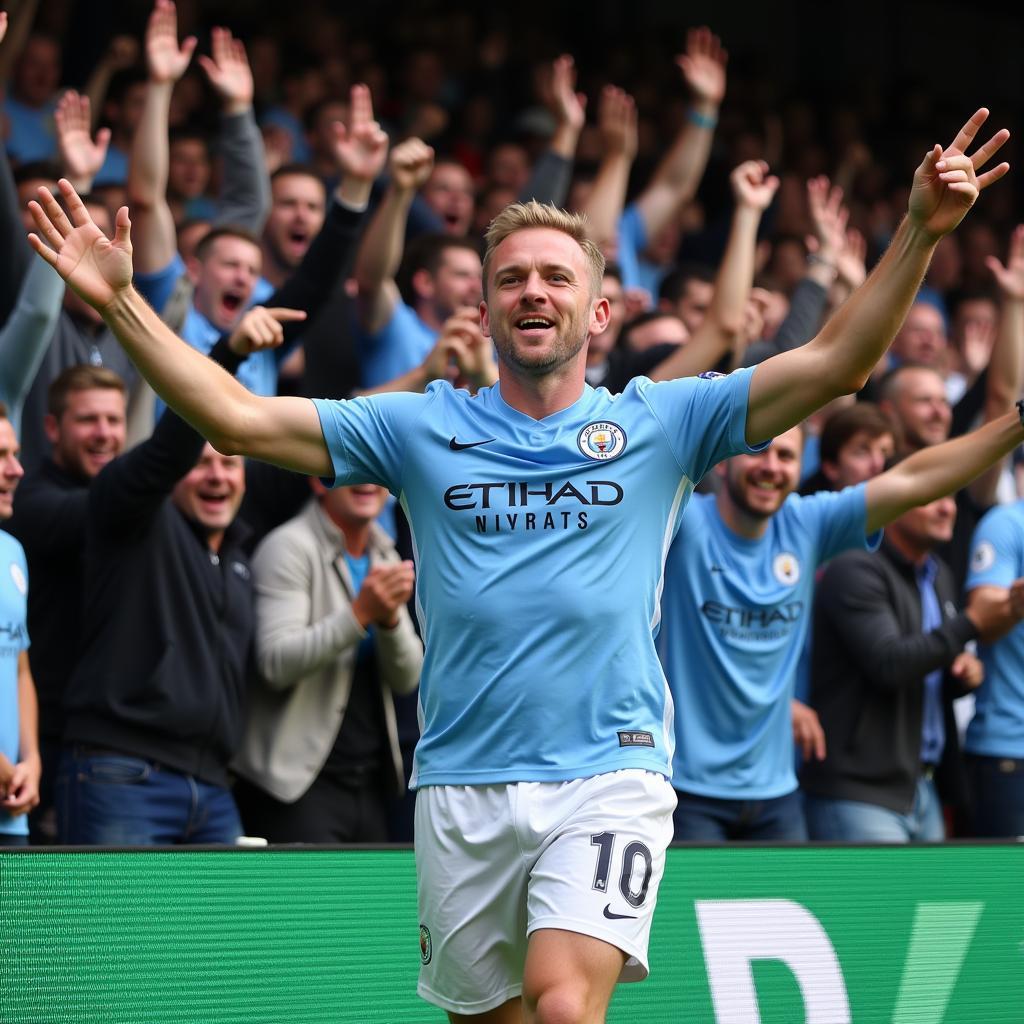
{"left": 1, "top": 844, "right": 1021, "bottom": 1022}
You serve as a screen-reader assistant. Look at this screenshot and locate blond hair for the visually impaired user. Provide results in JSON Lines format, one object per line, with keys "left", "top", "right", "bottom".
{"left": 483, "top": 201, "right": 605, "bottom": 298}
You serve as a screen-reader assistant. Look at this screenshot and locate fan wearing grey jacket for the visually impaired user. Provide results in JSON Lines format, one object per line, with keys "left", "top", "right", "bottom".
{"left": 233, "top": 483, "right": 422, "bottom": 842}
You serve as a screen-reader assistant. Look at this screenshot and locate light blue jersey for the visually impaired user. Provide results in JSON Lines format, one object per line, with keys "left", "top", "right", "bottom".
{"left": 0, "top": 531, "right": 29, "bottom": 836}
{"left": 965, "top": 501, "right": 1024, "bottom": 758}
{"left": 314, "top": 368, "right": 761, "bottom": 786}
{"left": 657, "top": 486, "right": 877, "bottom": 799}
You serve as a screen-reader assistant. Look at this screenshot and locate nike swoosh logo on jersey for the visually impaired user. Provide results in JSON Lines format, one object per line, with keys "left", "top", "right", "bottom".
{"left": 449, "top": 436, "right": 495, "bottom": 451}
{"left": 602, "top": 904, "right": 637, "bottom": 920}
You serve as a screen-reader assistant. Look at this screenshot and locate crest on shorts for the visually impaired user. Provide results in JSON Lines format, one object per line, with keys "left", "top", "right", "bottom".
{"left": 772, "top": 552, "right": 800, "bottom": 585}
{"left": 577, "top": 421, "right": 627, "bottom": 461}
{"left": 971, "top": 541, "right": 996, "bottom": 574}
{"left": 8, "top": 562, "right": 26, "bottom": 596}
{"left": 419, "top": 924, "right": 432, "bottom": 965}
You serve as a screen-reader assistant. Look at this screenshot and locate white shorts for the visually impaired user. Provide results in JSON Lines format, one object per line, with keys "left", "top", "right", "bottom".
{"left": 414, "top": 769, "right": 675, "bottom": 1016}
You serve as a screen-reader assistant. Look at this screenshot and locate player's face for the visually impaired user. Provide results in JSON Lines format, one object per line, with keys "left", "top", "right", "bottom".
{"left": 171, "top": 444, "right": 245, "bottom": 536}
{"left": 723, "top": 424, "right": 803, "bottom": 520}
{"left": 0, "top": 419, "right": 24, "bottom": 521}
{"left": 826, "top": 429, "right": 895, "bottom": 488}
{"left": 482, "top": 228, "right": 608, "bottom": 378}
{"left": 888, "top": 369, "right": 951, "bottom": 449}
{"left": 49, "top": 387, "right": 127, "bottom": 479}
{"left": 322, "top": 484, "right": 389, "bottom": 527}
{"left": 193, "top": 237, "right": 262, "bottom": 331}
{"left": 264, "top": 173, "right": 327, "bottom": 269}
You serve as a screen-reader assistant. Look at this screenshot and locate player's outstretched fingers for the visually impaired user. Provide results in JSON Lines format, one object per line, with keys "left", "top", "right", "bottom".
{"left": 57, "top": 178, "right": 98, "bottom": 226}
{"left": 28, "top": 200, "right": 66, "bottom": 252}
{"left": 976, "top": 159, "right": 1011, "bottom": 191}
{"left": 948, "top": 107, "right": 990, "bottom": 154}
{"left": 35, "top": 186, "right": 75, "bottom": 238}
{"left": 970, "top": 126, "right": 1011, "bottom": 170}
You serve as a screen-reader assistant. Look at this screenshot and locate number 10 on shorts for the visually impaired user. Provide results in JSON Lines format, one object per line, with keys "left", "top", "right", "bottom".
{"left": 591, "top": 831, "right": 654, "bottom": 908}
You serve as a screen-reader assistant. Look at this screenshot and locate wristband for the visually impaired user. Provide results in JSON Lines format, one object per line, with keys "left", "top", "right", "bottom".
{"left": 806, "top": 252, "right": 837, "bottom": 273}
{"left": 687, "top": 108, "right": 718, "bottom": 130}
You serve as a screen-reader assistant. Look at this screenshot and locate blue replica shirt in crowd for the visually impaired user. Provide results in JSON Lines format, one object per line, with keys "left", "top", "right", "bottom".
{"left": 965, "top": 501, "right": 1024, "bottom": 758}
{"left": 657, "top": 485, "right": 879, "bottom": 799}
{"left": 0, "top": 531, "right": 29, "bottom": 836}
{"left": 2, "top": 96, "right": 57, "bottom": 163}
{"left": 134, "top": 256, "right": 281, "bottom": 399}
{"left": 355, "top": 300, "right": 439, "bottom": 389}
{"left": 617, "top": 203, "right": 667, "bottom": 300}
{"left": 313, "top": 367, "right": 762, "bottom": 786}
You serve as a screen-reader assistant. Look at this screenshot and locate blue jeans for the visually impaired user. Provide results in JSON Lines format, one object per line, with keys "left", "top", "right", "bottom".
{"left": 56, "top": 746, "right": 242, "bottom": 845}
{"left": 966, "top": 754, "right": 1024, "bottom": 838}
{"left": 673, "top": 788, "right": 807, "bottom": 841}
{"left": 804, "top": 777, "right": 945, "bottom": 842}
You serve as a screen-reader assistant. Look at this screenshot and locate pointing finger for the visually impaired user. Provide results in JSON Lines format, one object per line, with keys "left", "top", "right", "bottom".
{"left": 263, "top": 307, "right": 308, "bottom": 322}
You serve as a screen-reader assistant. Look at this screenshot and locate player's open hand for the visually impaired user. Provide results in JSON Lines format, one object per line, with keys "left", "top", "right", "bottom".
{"left": 28, "top": 180, "right": 133, "bottom": 311}
{"left": 145, "top": 0, "right": 196, "bottom": 85}
{"left": 908, "top": 108, "right": 1009, "bottom": 243}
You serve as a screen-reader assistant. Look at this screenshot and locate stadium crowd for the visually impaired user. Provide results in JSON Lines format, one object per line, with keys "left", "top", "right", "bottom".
{"left": 0, "top": 0, "right": 1023, "bottom": 856}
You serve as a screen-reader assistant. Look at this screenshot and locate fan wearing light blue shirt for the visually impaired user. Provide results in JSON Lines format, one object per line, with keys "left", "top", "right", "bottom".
{"left": 0, "top": 409, "right": 40, "bottom": 843}
{"left": 353, "top": 139, "right": 483, "bottom": 388}
{"left": 31, "top": 108, "right": 1012, "bottom": 1022}
{"left": 964, "top": 501, "right": 1024, "bottom": 836}
{"left": 657, "top": 424, "right": 880, "bottom": 841}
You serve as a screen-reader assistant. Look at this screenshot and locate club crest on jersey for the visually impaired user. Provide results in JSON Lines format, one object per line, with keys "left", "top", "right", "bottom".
{"left": 772, "top": 552, "right": 800, "bottom": 585}
{"left": 577, "top": 421, "right": 627, "bottom": 461}
{"left": 970, "top": 541, "right": 996, "bottom": 574}
{"left": 8, "top": 562, "right": 26, "bottom": 596}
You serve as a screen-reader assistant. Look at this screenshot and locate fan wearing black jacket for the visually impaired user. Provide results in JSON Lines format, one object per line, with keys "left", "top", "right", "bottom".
{"left": 55, "top": 318, "right": 282, "bottom": 844}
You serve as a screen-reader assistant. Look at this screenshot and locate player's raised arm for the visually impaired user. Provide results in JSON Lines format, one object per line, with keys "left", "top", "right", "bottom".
{"left": 745, "top": 108, "right": 1010, "bottom": 445}
{"left": 27, "top": 180, "right": 330, "bottom": 477}
{"left": 864, "top": 409, "right": 1024, "bottom": 535}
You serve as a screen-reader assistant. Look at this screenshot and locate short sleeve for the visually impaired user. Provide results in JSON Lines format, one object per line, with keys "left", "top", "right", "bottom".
{"left": 133, "top": 253, "right": 187, "bottom": 317}
{"left": 799, "top": 483, "right": 881, "bottom": 564}
{"left": 312, "top": 386, "right": 439, "bottom": 493}
{"left": 966, "top": 506, "right": 1023, "bottom": 590}
{"left": 636, "top": 366, "right": 767, "bottom": 482}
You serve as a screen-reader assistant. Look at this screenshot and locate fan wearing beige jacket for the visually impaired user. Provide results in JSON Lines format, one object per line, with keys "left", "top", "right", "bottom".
{"left": 233, "top": 482, "right": 422, "bottom": 842}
